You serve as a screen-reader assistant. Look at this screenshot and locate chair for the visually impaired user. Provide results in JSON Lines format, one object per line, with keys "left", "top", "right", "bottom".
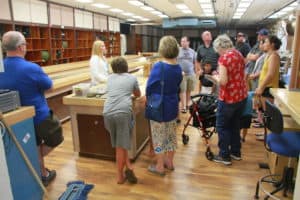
{"left": 254, "top": 100, "right": 300, "bottom": 200}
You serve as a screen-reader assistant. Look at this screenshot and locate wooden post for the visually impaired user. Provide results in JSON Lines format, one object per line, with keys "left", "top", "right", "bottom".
{"left": 289, "top": 9, "right": 300, "bottom": 89}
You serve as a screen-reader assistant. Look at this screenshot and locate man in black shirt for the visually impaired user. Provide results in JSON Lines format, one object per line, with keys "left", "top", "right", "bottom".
{"left": 235, "top": 32, "right": 251, "bottom": 58}
{"left": 196, "top": 31, "right": 219, "bottom": 91}
{"left": 196, "top": 31, "right": 219, "bottom": 71}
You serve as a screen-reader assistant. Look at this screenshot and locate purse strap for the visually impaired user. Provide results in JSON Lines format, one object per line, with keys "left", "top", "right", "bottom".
{"left": 160, "top": 62, "right": 165, "bottom": 97}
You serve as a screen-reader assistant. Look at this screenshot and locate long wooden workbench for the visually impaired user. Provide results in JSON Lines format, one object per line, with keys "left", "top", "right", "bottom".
{"left": 44, "top": 54, "right": 157, "bottom": 121}
{"left": 63, "top": 70, "right": 149, "bottom": 161}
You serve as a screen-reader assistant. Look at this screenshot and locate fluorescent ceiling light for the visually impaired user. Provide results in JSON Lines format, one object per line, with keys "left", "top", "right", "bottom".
{"left": 198, "top": 0, "right": 211, "bottom": 3}
{"left": 141, "top": 6, "right": 154, "bottom": 11}
{"left": 182, "top": 10, "right": 192, "bottom": 14}
{"left": 204, "top": 9, "right": 214, "bottom": 13}
{"left": 281, "top": 7, "right": 295, "bottom": 12}
{"left": 238, "top": 2, "right": 251, "bottom": 8}
{"left": 176, "top": 4, "right": 189, "bottom": 10}
{"left": 276, "top": 11, "right": 287, "bottom": 16}
{"left": 290, "top": 2, "right": 298, "bottom": 7}
{"left": 236, "top": 8, "right": 247, "bottom": 12}
{"left": 126, "top": 18, "right": 136, "bottom": 22}
{"left": 201, "top": 4, "right": 213, "bottom": 9}
{"left": 110, "top": 8, "right": 123, "bottom": 13}
{"left": 151, "top": 10, "right": 162, "bottom": 15}
{"left": 123, "top": 12, "right": 134, "bottom": 16}
{"left": 240, "top": 0, "right": 253, "bottom": 2}
{"left": 92, "top": 3, "right": 110, "bottom": 8}
{"left": 132, "top": 15, "right": 143, "bottom": 19}
{"left": 141, "top": 18, "right": 150, "bottom": 21}
{"left": 76, "top": 0, "right": 93, "bottom": 3}
{"left": 128, "top": 0, "right": 144, "bottom": 6}
{"left": 233, "top": 16, "right": 242, "bottom": 19}
{"left": 158, "top": 14, "right": 169, "bottom": 18}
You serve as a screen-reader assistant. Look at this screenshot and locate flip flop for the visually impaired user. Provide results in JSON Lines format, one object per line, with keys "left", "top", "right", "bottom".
{"left": 148, "top": 165, "right": 166, "bottom": 177}
{"left": 125, "top": 169, "right": 138, "bottom": 184}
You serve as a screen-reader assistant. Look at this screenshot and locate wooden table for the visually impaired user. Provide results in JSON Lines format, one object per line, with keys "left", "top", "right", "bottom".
{"left": 63, "top": 73, "right": 149, "bottom": 161}
{"left": 44, "top": 55, "right": 153, "bottom": 122}
{"left": 270, "top": 88, "right": 300, "bottom": 200}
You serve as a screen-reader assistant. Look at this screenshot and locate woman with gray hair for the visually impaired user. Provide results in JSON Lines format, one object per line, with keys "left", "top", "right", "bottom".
{"left": 211, "top": 34, "right": 248, "bottom": 165}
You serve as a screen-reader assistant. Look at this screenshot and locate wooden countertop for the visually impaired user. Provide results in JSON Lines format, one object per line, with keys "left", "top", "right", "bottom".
{"left": 45, "top": 56, "right": 151, "bottom": 96}
{"left": 63, "top": 72, "right": 147, "bottom": 107}
{"left": 270, "top": 88, "right": 300, "bottom": 125}
{"left": 1, "top": 107, "right": 35, "bottom": 126}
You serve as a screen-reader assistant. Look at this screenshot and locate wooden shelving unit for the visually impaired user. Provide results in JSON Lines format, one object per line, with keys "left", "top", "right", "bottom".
{"left": 135, "top": 34, "right": 142, "bottom": 54}
{"left": 75, "top": 30, "right": 94, "bottom": 61}
{"left": 15, "top": 25, "right": 51, "bottom": 66}
{"left": 0, "top": 23, "right": 13, "bottom": 58}
{"left": 95, "top": 30, "right": 110, "bottom": 56}
{"left": 51, "top": 28, "right": 75, "bottom": 64}
{"left": 0, "top": 22, "right": 121, "bottom": 66}
{"left": 108, "top": 32, "right": 120, "bottom": 57}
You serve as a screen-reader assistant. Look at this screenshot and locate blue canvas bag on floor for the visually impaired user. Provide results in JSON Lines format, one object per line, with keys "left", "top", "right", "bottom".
{"left": 145, "top": 63, "right": 164, "bottom": 122}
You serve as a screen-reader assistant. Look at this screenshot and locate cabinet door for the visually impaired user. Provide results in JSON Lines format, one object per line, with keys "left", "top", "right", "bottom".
{"left": 61, "top": 6, "right": 73, "bottom": 27}
{"left": 30, "top": 0, "right": 47, "bottom": 24}
{"left": 77, "top": 114, "right": 115, "bottom": 160}
{"left": 12, "top": 0, "right": 31, "bottom": 22}
{"left": 50, "top": 4, "right": 61, "bottom": 26}
{"left": 0, "top": 0, "right": 11, "bottom": 20}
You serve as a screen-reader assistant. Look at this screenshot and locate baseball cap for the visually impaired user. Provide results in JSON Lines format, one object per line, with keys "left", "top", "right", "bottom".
{"left": 257, "top": 28, "right": 269, "bottom": 36}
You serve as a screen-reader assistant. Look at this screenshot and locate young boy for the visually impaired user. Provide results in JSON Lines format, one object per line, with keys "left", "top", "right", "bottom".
{"left": 199, "top": 60, "right": 216, "bottom": 94}
{"left": 103, "top": 57, "right": 141, "bottom": 184}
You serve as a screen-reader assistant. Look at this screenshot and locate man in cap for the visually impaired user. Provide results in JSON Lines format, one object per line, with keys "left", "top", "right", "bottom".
{"left": 246, "top": 28, "right": 269, "bottom": 90}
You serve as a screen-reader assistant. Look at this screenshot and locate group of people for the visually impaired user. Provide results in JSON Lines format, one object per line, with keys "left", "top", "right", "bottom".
{"left": 0, "top": 28, "right": 283, "bottom": 187}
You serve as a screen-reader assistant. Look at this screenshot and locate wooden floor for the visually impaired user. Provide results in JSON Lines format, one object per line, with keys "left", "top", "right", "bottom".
{"left": 45, "top": 114, "right": 294, "bottom": 200}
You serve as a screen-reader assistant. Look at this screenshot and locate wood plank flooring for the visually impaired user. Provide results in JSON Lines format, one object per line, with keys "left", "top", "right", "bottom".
{"left": 45, "top": 114, "right": 294, "bottom": 200}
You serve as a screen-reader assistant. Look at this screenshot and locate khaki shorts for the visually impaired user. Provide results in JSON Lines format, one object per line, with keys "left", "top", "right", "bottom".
{"left": 180, "top": 74, "right": 196, "bottom": 92}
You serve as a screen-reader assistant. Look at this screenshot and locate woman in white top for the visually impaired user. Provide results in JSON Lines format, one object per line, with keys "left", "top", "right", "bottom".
{"left": 89, "top": 40, "right": 109, "bottom": 85}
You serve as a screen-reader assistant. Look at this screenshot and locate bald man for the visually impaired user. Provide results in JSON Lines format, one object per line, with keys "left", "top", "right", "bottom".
{"left": 196, "top": 31, "right": 219, "bottom": 92}
{"left": 0, "top": 31, "right": 63, "bottom": 186}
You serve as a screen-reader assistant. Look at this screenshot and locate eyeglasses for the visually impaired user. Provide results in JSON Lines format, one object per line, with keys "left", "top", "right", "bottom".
{"left": 237, "top": 35, "right": 244, "bottom": 37}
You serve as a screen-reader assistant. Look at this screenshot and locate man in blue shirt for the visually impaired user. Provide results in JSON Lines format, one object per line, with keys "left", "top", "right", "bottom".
{"left": 0, "top": 31, "right": 62, "bottom": 186}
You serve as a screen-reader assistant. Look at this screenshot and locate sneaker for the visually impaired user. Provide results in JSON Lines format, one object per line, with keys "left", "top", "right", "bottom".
{"left": 42, "top": 168, "right": 56, "bottom": 187}
{"left": 230, "top": 154, "right": 242, "bottom": 161}
{"left": 212, "top": 155, "right": 232, "bottom": 165}
{"left": 125, "top": 169, "right": 138, "bottom": 184}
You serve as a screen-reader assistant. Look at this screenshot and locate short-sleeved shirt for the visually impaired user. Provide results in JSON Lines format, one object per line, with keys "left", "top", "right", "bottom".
{"left": 0, "top": 57, "right": 52, "bottom": 125}
{"left": 246, "top": 42, "right": 262, "bottom": 75}
{"left": 177, "top": 47, "right": 196, "bottom": 75}
{"left": 218, "top": 49, "right": 248, "bottom": 103}
{"left": 196, "top": 44, "right": 219, "bottom": 71}
{"left": 146, "top": 61, "right": 182, "bottom": 122}
{"left": 235, "top": 42, "right": 251, "bottom": 58}
{"left": 103, "top": 73, "right": 140, "bottom": 115}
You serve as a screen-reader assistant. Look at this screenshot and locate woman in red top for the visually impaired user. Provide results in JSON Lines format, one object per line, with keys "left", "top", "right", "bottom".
{"left": 212, "top": 34, "right": 248, "bottom": 165}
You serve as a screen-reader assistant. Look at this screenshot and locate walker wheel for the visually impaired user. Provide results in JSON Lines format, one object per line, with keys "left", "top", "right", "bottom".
{"left": 205, "top": 149, "right": 214, "bottom": 160}
{"left": 182, "top": 134, "right": 189, "bottom": 145}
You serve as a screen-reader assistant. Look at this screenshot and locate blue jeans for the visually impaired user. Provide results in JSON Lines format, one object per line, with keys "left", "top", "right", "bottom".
{"left": 216, "top": 98, "right": 247, "bottom": 158}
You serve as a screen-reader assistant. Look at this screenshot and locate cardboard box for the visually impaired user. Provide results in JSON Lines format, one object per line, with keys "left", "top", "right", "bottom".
{"left": 266, "top": 151, "right": 298, "bottom": 181}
